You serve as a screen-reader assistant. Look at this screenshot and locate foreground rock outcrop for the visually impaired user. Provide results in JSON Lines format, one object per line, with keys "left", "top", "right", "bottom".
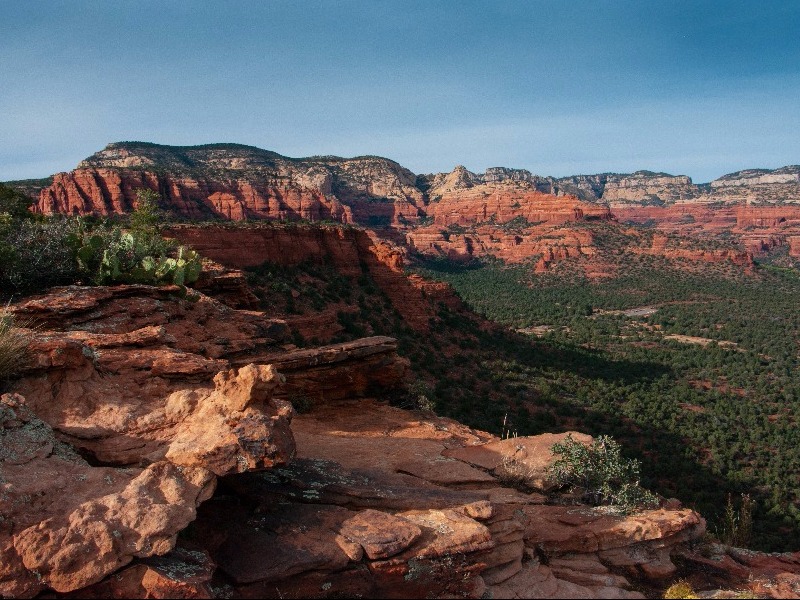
{"left": 1, "top": 284, "right": 408, "bottom": 597}
{"left": 0, "top": 392, "right": 215, "bottom": 597}
{"left": 2, "top": 279, "right": 799, "bottom": 598}
{"left": 210, "top": 400, "right": 706, "bottom": 599}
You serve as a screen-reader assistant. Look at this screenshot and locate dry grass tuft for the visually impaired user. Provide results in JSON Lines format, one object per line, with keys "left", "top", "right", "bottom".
{"left": 663, "top": 579, "right": 698, "bottom": 599}
{"left": 0, "top": 306, "right": 32, "bottom": 383}
{"left": 495, "top": 446, "right": 537, "bottom": 489}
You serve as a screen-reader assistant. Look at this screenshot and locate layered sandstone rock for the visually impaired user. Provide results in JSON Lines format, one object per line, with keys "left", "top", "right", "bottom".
{"left": 18, "top": 142, "right": 800, "bottom": 275}
{"left": 34, "top": 142, "right": 425, "bottom": 227}
{"left": 0, "top": 392, "right": 216, "bottom": 597}
{"left": 2, "top": 282, "right": 411, "bottom": 598}
{"left": 677, "top": 544, "right": 800, "bottom": 599}
{"left": 181, "top": 400, "right": 709, "bottom": 599}
{"left": 9, "top": 285, "right": 406, "bottom": 465}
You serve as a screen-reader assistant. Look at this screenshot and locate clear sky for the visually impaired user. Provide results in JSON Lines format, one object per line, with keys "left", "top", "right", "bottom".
{"left": 1, "top": 0, "right": 798, "bottom": 182}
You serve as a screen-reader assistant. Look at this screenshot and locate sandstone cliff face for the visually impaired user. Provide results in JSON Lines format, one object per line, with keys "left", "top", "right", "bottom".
{"left": 422, "top": 164, "right": 800, "bottom": 207}
{"left": 165, "top": 223, "right": 453, "bottom": 331}
{"left": 405, "top": 178, "right": 612, "bottom": 269}
{"left": 711, "top": 166, "right": 800, "bottom": 204}
{"left": 22, "top": 143, "right": 800, "bottom": 275}
{"left": 35, "top": 143, "right": 425, "bottom": 227}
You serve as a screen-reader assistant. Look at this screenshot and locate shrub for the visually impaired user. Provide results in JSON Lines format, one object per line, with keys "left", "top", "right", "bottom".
{"left": 0, "top": 208, "right": 202, "bottom": 297}
{"left": 548, "top": 433, "right": 659, "bottom": 512}
{"left": 0, "top": 183, "right": 33, "bottom": 219}
{"left": 129, "top": 188, "right": 163, "bottom": 233}
{"left": 0, "top": 219, "right": 84, "bottom": 294}
{"left": 406, "top": 380, "right": 436, "bottom": 412}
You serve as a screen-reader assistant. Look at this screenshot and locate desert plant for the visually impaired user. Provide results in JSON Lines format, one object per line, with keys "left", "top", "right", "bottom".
{"left": 70, "top": 214, "right": 200, "bottom": 287}
{"left": 548, "top": 433, "right": 659, "bottom": 512}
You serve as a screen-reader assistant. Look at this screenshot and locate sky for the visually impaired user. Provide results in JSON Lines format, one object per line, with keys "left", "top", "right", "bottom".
{"left": 1, "top": 0, "right": 799, "bottom": 183}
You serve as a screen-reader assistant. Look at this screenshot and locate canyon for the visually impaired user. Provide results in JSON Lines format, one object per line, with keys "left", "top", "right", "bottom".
{"left": 4, "top": 143, "right": 800, "bottom": 598}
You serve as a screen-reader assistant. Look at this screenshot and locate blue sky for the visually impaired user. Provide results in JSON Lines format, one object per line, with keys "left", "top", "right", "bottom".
{"left": 1, "top": 1, "right": 798, "bottom": 182}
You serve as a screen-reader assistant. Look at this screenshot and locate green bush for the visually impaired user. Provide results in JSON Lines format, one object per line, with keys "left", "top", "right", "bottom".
{"left": 0, "top": 219, "right": 84, "bottom": 294}
{"left": 129, "top": 188, "right": 163, "bottom": 233}
{"left": 548, "top": 433, "right": 659, "bottom": 512}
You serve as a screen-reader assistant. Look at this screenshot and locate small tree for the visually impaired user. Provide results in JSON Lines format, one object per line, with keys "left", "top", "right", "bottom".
{"left": 548, "top": 433, "right": 659, "bottom": 512}
{"left": 130, "top": 188, "right": 163, "bottom": 233}
{"left": 0, "top": 183, "right": 33, "bottom": 219}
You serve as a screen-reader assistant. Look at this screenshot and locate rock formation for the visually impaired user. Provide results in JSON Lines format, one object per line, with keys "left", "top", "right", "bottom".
{"left": 33, "top": 143, "right": 425, "bottom": 227}
{"left": 164, "top": 223, "right": 456, "bottom": 331}
{"left": 15, "top": 142, "right": 800, "bottom": 276}
{"left": 1, "top": 283, "right": 407, "bottom": 597}
{"left": 1, "top": 268, "right": 798, "bottom": 598}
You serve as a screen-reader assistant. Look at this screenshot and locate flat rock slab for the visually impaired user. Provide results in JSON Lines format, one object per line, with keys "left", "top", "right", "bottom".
{"left": 399, "top": 508, "right": 494, "bottom": 559}
{"left": 227, "top": 458, "right": 489, "bottom": 511}
{"left": 521, "top": 504, "right": 705, "bottom": 554}
{"left": 340, "top": 509, "right": 422, "bottom": 559}
{"left": 395, "top": 457, "right": 497, "bottom": 486}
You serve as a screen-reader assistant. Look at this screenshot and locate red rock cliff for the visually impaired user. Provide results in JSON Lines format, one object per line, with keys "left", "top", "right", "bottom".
{"left": 165, "top": 223, "right": 455, "bottom": 331}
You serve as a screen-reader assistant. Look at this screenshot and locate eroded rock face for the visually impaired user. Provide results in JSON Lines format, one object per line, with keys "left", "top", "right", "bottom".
{"left": 22, "top": 143, "right": 800, "bottom": 276}
{"left": 166, "top": 224, "right": 460, "bottom": 331}
{"left": 0, "top": 393, "right": 216, "bottom": 596}
{"left": 2, "top": 283, "right": 412, "bottom": 597}
{"left": 10, "top": 286, "right": 297, "bottom": 469}
{"left": 66, "top": 546, "right": 217, "bottom": 599}
{"left": 9, "top": 285, "right": 407, "bottom": 470}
